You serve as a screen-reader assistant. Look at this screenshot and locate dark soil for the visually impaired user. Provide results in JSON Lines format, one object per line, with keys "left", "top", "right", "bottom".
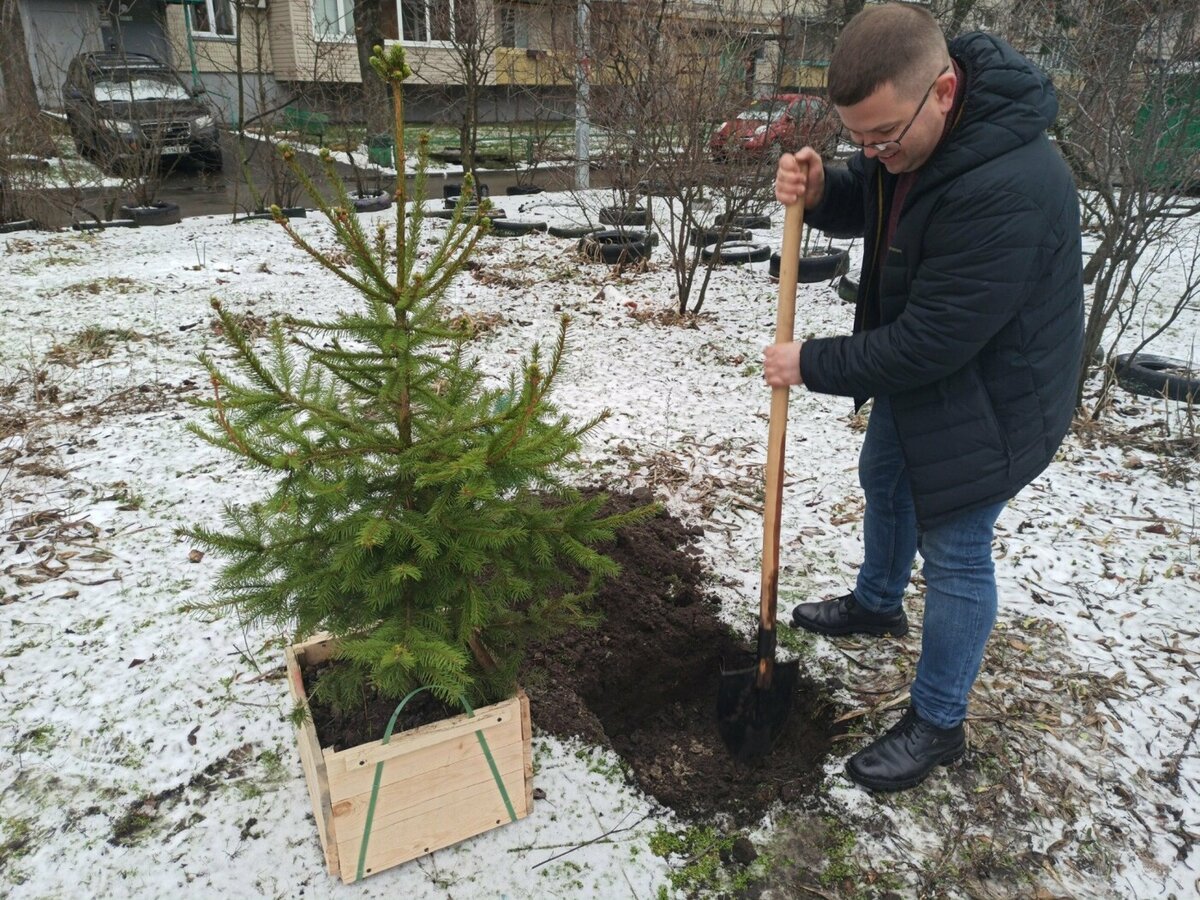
{"left": 303, "top": 489, "right": 844, "bottom": 828}
{"left": 522, "top": 490, "right": 844, "bottom": 826}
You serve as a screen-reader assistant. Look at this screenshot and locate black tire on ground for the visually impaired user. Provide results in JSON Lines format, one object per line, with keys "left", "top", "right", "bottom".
{"left": 490, "top": 218, "right": 548, "bottom": 236}
{"left": 578, "top": 229, "right": 654, "bottom": 264}
{"left": 797, "top": 248, "right": 850, "bottom": 283}
{"left": 505, "top": 185, "right": 543, "bottom": 195}
{"left": 73, "top": 219, "right": 138, "bottom": 231}
{"left": 119, "top": 202, "right": 182, "bottom": 227}
{"left": 701, "top": 241, "right": 771, "bottom": 265}
{"left": 0, "top": 219, "right": 37, "bottom": 234}
{"left": 427, "top": 207, "right": 507, "bottom": 220}
{"left": 548, "top": 223, "right": 601, "bottom": 239}
{"left": 599, "top": 206, "right": 649, "bottom": 227}
{"left": 837, "top": 274, "right": 859, "bottom": 304}
{"left": 1113, "top": 353, "right": 1200, "bottom": 402}
{"left": 689, "top": 226, "right": 752, "bottom": 247}
{"left": 444, "top": 183, "right": 490, "bottom": 201}
{"left": 719, "top": 212, "right": 773, "bottom": 231}
{"left": 238, "top": 207, "right": 307, "bottom": 223}
{"left": 352, "top": 190, "right": 392, "bottom": 213}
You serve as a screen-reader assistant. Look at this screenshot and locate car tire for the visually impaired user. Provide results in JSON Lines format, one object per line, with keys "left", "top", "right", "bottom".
{"left": 119, "top": 201, "right": 182, "bottom": 227}
{"left": 427, "top": 207, "right": 506, "bottom": 221}
{"left": 505, "top": 185, "right": 543, "bottom": 195}
{"left": 548, "top": 223, "right": 601, "bottom": 239}
{"left": 0, "top": 219, "right": 38, "bottom": 234}
{"left": 599, "top": 206, "right": 649, "bottom": 227}
{"left": 702, "top": 242, "right": 771, "bottom": 265}
{"left": 796, "top": 248, "right": 850, "bottom": 283}
{"left": 719, "top": 212, "right": 773, "bottom": 231}
{"left": 490, "top": 219, "right": 548, "bottom": 236}
{"left": 836, "top": 274, "right": 859, "bottom": 304}
{"left": 689, "top": 226, "right": 752, "bottom": 247}
{"left": 352, "top": 190, "right": 392, "bottom": 213}
{"left": 578, "top": 229, "right": 654, "bottom": 264}
{"left": 1113, "top": 353, "right": 1200, "bottom": 402}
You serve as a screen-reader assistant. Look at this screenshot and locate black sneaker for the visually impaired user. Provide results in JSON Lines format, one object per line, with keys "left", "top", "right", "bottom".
{"left": 790, "top": 592, "right": 908, "bottom": 638}
{"left": 845, "top": 707, "right": 966, "bottom": 792}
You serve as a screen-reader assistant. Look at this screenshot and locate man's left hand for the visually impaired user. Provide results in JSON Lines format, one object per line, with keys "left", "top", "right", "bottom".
{"left": 764, "top": 342, "right": 803, "bottom": 387}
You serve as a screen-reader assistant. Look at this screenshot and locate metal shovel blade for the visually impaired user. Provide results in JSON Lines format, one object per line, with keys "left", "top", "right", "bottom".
{"left": 717, "top": 657, "right": 800, "bottom": 764}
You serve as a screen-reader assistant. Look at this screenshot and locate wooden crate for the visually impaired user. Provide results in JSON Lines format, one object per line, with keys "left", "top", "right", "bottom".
{"left": 285, "top": 634, "right": 533, "bottom": 883}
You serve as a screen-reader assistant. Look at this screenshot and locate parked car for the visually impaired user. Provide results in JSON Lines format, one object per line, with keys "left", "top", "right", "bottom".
{"left": 709, "top": 94, "right": 841, "bottom": 162}
{"left": 63, "top": 52, "right": 222, "bottom": 172}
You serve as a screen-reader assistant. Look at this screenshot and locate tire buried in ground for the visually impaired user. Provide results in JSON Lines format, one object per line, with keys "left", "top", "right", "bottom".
{"left": 718, "top": 212, "right": 773, "bottom": 231}
{"left": 119, "top": 202, "right": 182, "bottom": 227}
{"left": 578, "top": 228, "right": 654, "bottom": 264}
{"left": 702, "top": 241, "right": 771, "bottom": 265}
{"left": 797, "top": 248, "right": 850, "bottom": 283}
{"left": 689, "top": 226, "right": 752, "bottom": 247}
{"left": 599, "top": 206, "right": 649, "bottom": 227}
{"left": 1114, "top": 353, "right": 1200, "bottom": 402}
{"left": 351, "top": 190, "right": 392, "bottom": 213}
{"left": 490, "top": 218, "right": 548, "bottom": 237}
{"left": 548, "top": 223, "right": 601, "bottom": 239}
{"left": 837, "top": 274, "right": 859, "bottom": 304}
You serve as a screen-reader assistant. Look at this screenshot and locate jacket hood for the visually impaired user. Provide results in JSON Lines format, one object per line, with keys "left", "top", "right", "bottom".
{"left": 923, "top": 32, "right": 1058, "bottom": 183}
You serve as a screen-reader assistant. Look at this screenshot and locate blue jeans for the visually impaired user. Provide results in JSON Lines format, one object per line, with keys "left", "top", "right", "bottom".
{"left": 853, "top": 395, "right": 1006, "bottom": 729}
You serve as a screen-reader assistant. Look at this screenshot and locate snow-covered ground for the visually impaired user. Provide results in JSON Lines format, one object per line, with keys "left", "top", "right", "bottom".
{"left": 1, "top": 186, "right": 1197, "bottom": 899}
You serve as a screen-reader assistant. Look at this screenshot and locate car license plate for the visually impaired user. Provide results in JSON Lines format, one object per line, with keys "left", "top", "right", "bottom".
{"left": 161, "top": 144, "right": 189, "bottom": 155}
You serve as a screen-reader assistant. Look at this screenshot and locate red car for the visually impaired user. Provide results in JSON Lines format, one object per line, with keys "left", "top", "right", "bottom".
{"left": 709, "top": 94, "right": 841, "bottom": 161}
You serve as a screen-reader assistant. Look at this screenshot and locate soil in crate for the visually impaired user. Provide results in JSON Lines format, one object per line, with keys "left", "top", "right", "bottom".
{"left": 304, "top": 488, "right": 843, "bottom": 828}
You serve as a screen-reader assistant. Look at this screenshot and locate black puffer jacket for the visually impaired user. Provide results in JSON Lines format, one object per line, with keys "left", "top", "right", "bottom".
{"left": 801, "top": 32, "right": 1083, "bottom": 528}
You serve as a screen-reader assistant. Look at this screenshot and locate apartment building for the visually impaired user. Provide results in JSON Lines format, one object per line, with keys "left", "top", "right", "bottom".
{"left": 11, "top": 0, "right": 849, "bottom": 125}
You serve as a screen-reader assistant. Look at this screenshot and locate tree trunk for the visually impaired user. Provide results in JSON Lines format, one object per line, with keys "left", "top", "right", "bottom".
{"left": 354, "top": 0, "right": 393, "bottom": 139}
{"left": 0, "top": 0, "right": 51, "bottom": 154}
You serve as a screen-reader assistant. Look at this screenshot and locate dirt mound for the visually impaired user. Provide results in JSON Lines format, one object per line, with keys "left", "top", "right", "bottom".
{"left": 523, "top": 490, "right": 842, "bottom": 825}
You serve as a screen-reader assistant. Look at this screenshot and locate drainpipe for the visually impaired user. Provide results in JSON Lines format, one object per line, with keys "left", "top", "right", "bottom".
{"left": 163, "top": 0, "right": 203, "bottom": 91}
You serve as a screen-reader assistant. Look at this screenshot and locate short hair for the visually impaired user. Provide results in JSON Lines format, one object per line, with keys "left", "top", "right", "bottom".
{"left": 827, "top": 3, "right": 949, "bottom": 106}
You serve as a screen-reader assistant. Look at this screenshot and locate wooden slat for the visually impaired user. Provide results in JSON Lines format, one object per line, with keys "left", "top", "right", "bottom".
{"left": 518, "top": 690, "right": 534, "bottom": 812}
{"left": 326, "top": 714, "right": 524, "bottom": 802}
{"left": 335, "top": 770, "right": 531, "bottom": 884}
{"left": 294, "top": 633, "right": 338, "bottom": 667}
{"left": 324, "top": 695, "right": 523, "bottom": 779}
{"left": 285, "top": 643, "right": 341, "bottom": 878}
{"left": 330, "top": 740, "right": 528, "bottom": 835}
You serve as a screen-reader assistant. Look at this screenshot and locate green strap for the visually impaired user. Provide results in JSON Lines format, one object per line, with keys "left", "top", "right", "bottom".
{"left": 464, "top": 696, "right": 519, "bottom": 824}
{"left": 355, "top": 689, "right": 519, "bottom": 882}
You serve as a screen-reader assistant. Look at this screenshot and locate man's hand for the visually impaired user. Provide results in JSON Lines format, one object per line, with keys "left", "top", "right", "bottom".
{"left": 775, "top": 148, "right": 825, "bottom": 209}
{"left": 764, "top": 342, "right": 803, "bottom": 387}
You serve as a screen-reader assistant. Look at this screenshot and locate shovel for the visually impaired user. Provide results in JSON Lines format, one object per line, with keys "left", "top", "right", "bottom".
{"left": 717, "top": 202, "right": 804, "bottom": 763}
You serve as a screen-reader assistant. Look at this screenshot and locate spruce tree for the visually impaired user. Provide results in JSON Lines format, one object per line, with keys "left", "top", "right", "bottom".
{"left": 187, "top": 45, "right": 651, "bottom": 711}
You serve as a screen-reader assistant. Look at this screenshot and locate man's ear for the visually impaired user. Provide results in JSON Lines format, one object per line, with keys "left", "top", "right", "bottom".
{"left": 935, "top": 70, "right": 957, "bottom": 110}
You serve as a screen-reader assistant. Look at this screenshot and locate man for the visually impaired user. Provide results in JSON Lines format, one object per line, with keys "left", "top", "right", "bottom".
{"left": 766, "top": 3, "right": 1083, "bottom": 792}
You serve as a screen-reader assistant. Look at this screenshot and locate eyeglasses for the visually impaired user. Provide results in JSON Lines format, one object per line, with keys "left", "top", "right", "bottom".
{"left": 851, "top": 64, "right": 950, "bottom": 155}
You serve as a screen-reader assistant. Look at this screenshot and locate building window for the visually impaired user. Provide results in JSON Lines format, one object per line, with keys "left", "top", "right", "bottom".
{"left": 190, "top": 0, "right": 236, "bottom": 37}
{"left": 314, "top": 0, "right": 355, "bottom": 38}
{"left": 498, "top": 4, "right": 531, "bottom": 49}
{"left": 400, "top": 0, "right": 453, "bottom": 43}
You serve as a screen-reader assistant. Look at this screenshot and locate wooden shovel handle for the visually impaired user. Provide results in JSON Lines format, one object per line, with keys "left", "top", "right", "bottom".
{"left": 758, "top": 203, "right": 804, "bottom": 686}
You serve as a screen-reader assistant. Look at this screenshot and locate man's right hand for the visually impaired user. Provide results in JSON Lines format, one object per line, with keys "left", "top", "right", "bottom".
{"left": 775, "top": 147, "right": 825, "bottom": 209}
